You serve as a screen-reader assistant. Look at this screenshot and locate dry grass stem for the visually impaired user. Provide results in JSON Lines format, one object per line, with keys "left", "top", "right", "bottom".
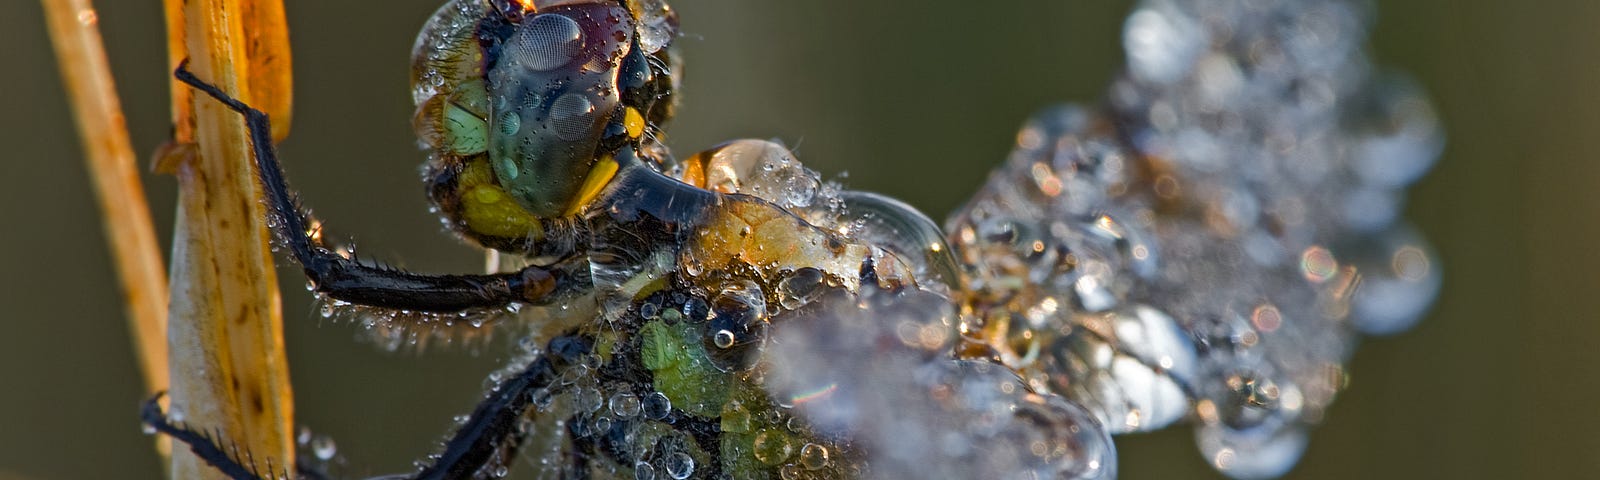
{"left": 41, "top": 0, "right": 172, "bottom": 412}
{"left": 162, "top": 0, "right": 297, "bottom": 477}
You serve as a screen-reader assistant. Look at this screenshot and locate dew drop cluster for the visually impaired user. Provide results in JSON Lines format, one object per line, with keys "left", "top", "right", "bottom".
{"left": 946, "top": 0, "right": 1442, "bottom": 477}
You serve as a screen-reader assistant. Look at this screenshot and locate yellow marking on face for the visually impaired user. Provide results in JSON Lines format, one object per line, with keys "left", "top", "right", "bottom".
{"left": 460, "top": 158, "right": 544, "bottom": 239}
{"left": 563, "top": 155, "right": 620, "bottom": 217}
{"left": 624, "top": 107, "right": 646, "bottom": 139}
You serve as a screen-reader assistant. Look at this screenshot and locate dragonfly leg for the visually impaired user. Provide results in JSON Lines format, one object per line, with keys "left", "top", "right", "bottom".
{"left": 141, "top": 392, "right": 327, "bottom": 480}
{"left": 173, "top": 62, "right": 587, "bottom": 313}
{"left": 411, "top": 334, "right": 589, "bottom": 480}
{"left": 144, "top": 335, "right": 588, "bottom": 480}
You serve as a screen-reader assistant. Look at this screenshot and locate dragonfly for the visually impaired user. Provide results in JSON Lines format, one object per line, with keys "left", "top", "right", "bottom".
{"left": 142, "top": 0, "right": 1442, "bottom": 479}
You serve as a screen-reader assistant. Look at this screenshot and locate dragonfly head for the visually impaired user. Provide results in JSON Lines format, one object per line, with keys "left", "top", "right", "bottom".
{"left": 413, "top": 0, "right": 680, "bottom": 221}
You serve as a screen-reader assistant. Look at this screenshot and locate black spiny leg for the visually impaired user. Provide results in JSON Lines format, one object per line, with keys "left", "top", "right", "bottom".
{"left": 143, "top": 335, "right": 589, "bottom": 480}
{"left": 173, "top": 62, "right": 587, "bottom": 313}
{"left": 141, "top": 393, "right": 274, "bottom": 480}
{"left": 413, "top": 334, "right": 592, "bottom": 480}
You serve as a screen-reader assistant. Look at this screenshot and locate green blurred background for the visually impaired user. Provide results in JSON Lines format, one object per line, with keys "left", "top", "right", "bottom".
{"left": 2, "top": 0, "right": 1590, "bottom": 478}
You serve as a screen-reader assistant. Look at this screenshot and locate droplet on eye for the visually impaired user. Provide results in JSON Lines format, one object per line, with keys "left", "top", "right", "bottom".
{"left": 548, "top": 92, "right": 596, "bottom": 141}
{"left": 509, "top": 14, "right": 584, "bottom": 72}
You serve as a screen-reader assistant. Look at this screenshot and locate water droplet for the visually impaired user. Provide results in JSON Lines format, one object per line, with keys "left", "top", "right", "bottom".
{"left": 610, "top": 392, "right": 641, "bottom": 417}
{"left": 777, "top": 268, "right": 825, "bottom": 310}
{"left": 311, "top": 434, "right": 337, "bottom": 461}
{"left": 663, "top": 452, "right": 694, "bottom": 479}
{"left": 682, "top": 297, "right": 710, "bottom": 323}
{"left": 484, "top": 371, "right": 505, "bottom": 391}
{"left": 1196, "top": 421, "right": 1308, "bottom": 480}
{"left": 548, "top": 93, "right": 596, "bottom": 141}
{"left": 713, "top": 330, "right": 736, "bottom": 349}
{"left": 753, "top": 427, "right": 795, "bottom": 465}
{"left": 642, "top": 392, "right": 672, "bottom": 419}
{"left": 1123, "top": 5, "right": 1204, "bottom": 84}
{"left": 496, "top": 110, "right": 521, "bottom": 138}
{"left": 1346, "top": 228, "right": 1440, "bottom": 335}
{"left": 799, "top": 443, "right": 830, "bottom": 470}
{"left": 720, "top": 400, "right": 752, "bottom": 433}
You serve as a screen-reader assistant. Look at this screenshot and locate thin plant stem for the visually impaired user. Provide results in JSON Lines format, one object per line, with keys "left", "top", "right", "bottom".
{"left": 41, "top": 0, "right": 171, "bottom": 415}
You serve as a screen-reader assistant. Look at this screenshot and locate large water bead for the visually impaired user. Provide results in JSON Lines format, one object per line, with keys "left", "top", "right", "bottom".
{"left": 775, "top": 267, "right": 826, "bottom": 310}
{"left": 1122, "top": 1, "right": 1206, "bottom": 85}
{"left": 829, "top": 191, "right": 963, "bottom": 294}
{"left": 692, "top": 139, "right": 822, "bottom": 210}
{"left": 1340, "top": 226, "right": 1441, "bottom": 335}
{"left": 1041, "top": 306, "right": 1197, "bottom": 433}
{"left": 752, "top": 427, "right": 796, "bottom": 466}
{"left": 1349, "top": 74, "right": 1445, "bottom": 190}
{"left": 1009, "top": 394, "right": 1119, "bottom": 480}
{"left": 1198, "top": 367, "right": 1303, "bottom": 433}
{"left": 1195, "top": 412, "right": 1309, "bottom": 480}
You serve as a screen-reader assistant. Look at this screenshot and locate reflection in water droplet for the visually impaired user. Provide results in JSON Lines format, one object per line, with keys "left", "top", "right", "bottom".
{"left": 1347, "top": 227, "right": 1441, "bottom": 335}
{"left": 548, "top": 93, "right": 596, "bottom": 142}
{"left": 799, "top": 443, "right": 830, "bottom": 470}
{"left": 508, "top": 14, "right": 583, "bottom": 72}
{"left": 642, "top": 391, "right": 672, "bottom": 419}
{"left": 713, "top": 330, "right": 736, "bottom": 349}
{"left": 1196, "top": 421, "right": 1308, "bottom": 480}
{"left": 1124, "top": 6, "right": 1204, "bottom": 84}
{"left": 664, "top": 452, "right": 694, "bottom": 479}
{"left": 610, "top": 392, "right": 641, "bottom": 417}
{"left": 312, "top": 434, "right": 337, "bottom": 461}
{"left": 753, "top": 427, "right": 795, "bottom": 465}
{"left": 721, "top": 400, "right": 752, "bottom": 433}
{"left": 777, "top": 267, "right": 826, "bottom": 310}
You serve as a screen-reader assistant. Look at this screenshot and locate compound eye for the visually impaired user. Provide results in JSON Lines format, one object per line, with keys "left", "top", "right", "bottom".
{"left": 483, "top": 1, "right": 632, "bottom": 218}
{"left": 505, "top": 13, "right": 585, "bottom": 72}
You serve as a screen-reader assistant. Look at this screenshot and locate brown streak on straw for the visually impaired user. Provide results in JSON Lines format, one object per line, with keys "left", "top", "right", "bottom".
{"left": 161, "top": 0, "right": 193, "bottom": 146}
{"left": 239, "top": 0, "right": 293, "bottom": 141}
{"left": 41, "top": 0, "right": 171, "bottom": 408}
